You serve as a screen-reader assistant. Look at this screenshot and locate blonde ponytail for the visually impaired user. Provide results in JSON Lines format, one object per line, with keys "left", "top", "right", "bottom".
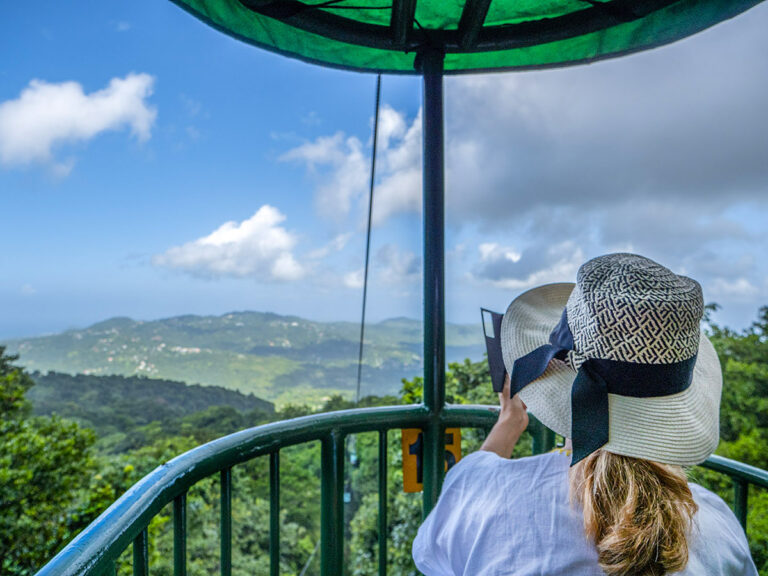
{"left": 569, "top": 451, "right": 698, "bottom": 576}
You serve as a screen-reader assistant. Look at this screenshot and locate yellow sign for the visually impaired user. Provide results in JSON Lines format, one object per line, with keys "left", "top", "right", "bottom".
{"left": 402, "top": 428, "right": 461, "bottom": 493}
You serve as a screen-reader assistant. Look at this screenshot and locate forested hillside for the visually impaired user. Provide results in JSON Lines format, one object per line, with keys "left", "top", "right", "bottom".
{"left": 2, "top": 307, "right": 768, "bottom": 575}
{"left": 2, "top": 312, "right": 482, "bottom": 407}
{"left": 27, "top": 372, "right": 273, "bottom": 453}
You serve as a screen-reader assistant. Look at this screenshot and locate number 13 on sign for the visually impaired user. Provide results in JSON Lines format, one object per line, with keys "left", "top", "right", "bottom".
{"left": 401, "top": 428, "right": 461, "bottom": 493}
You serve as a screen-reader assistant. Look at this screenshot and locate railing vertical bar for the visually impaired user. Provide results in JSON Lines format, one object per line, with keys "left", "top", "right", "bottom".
{"left": 174, "top": 493, "right": 187, "bottom": 576}
{"left": 378, "top": 430, "right": 388, "bottom": 576}
{"left": 321, "top": 431, "right": 345, "bottom": 576}
{"left": 270, "top": 451, "right": 281, "bottom": 576}
{"left": 102, "top": 560, "right": 117, "bottom": 576}
{"left": 531, "top": 417, "right": 556, "bottom": 455}
{"left": 734, "top": 479, "right": 748, "bottom": 531}
{"left": 220, "top": 468, "right": 232, "bottom": 576}
{"left": 133, "top": 528, "right": 149, "bottom": 576}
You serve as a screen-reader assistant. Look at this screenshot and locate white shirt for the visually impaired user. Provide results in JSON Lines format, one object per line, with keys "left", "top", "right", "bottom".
{"left": 412, "top": 450, "right": 757, "bottom": 576}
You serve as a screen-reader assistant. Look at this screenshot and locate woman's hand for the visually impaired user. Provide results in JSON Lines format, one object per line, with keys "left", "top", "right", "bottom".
{"left": 480, "top": 374, "right": 529, "bottom": 459}
{"left": 498, "top": 373, "right": 529, "bottom": 435}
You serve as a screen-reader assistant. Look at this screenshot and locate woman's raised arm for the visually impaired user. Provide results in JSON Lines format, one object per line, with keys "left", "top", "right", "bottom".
{"left": 480, "top": 373, "right": 529, "bottom": 459}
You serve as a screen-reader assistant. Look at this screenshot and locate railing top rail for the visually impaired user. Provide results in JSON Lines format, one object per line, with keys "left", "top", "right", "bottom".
{"left": 701, "top": 454, "right": 768, "bottom": 489}
{"left": 36, "top": 403, "right": 766, "bottom": 576}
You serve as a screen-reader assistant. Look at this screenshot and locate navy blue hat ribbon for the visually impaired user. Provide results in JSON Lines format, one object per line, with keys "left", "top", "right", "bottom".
{"left": 509, "top": 308, "right": 572, "bottom": 395}
{"left": 509, "top": 308, "right": 697, "bottom": 466}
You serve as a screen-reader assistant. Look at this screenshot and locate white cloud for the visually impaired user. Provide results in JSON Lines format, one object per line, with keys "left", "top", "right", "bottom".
{"left": 0, "top": 73, "right": 156, "bottom": 173}
{"left": 20, "top": 284, "right": 37, "bottom": 296}
{"left": 307, "top": 233, "right": 352, "bottom": 260}
{"left": 340, "top": 244, "right": 420, "bottom": 291}
{"left": 373, "top": 109, "right": 422, "bottom": 225}
{"left": 376, "top": 244, "right": 421, "bottom": 285}
{"left": 180, "top": 94, "right": 202, "bottom": 117}
{"left": 376, "top": 105, "right": 407, "bottom": 149}
{"left": 301, "top": 110, "right": 322, "bottom": 127}
{"left": 153, "top": 205, "right": 304, "bottom": 281}
{"left": 708, "top": 277, "right": 759, "bottom": 299}
{"left": 185, "top": 126, "right": 200, "bottom": 141}
{"left": 280, "top": 132, "right": 368, "bottom": 220}
{"left": 472, "top": 242, "right": 583, "bottom": 290}
{"left": 597, "top": 200, "right": 747, "bottom": 257}
{"left": 282, "top": 106, "right": 422, "bottom": 226}
{"left": 479, "top": 243, "right": 521, "bottom": 264}
{"left": 51, "top": 158, "right": 75, "bottom": 179}
{"left": 116, "top": 21, "right": 131, "bottom": 32}
{"left": 344, "top": 268, "right": 364, "bottom": 289}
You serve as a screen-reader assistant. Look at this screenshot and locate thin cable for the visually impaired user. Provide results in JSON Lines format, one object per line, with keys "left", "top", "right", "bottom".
{"left": 298, "top": 540, "right": 320, "bottom": 576}
{"left": 355, "top": 73, "right": 382, "bottom": 405}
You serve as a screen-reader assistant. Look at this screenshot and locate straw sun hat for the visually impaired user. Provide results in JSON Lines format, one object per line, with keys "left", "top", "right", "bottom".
{"left": 500, "top": 253, "right": 722, "bottom": 466}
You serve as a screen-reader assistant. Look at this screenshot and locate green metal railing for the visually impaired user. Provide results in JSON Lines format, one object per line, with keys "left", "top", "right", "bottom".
{"left": 35, "top": 403, "right": 768, "bottom": 576}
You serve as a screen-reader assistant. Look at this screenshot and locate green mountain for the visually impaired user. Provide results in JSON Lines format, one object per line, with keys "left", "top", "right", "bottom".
{"left": 3, "top": 312, "right": 483, "bottom": 407}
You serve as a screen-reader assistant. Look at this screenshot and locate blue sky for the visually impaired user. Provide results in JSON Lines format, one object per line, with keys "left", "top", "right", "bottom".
{"left": 2, "top": 1, "right": 768, "bottom": 339}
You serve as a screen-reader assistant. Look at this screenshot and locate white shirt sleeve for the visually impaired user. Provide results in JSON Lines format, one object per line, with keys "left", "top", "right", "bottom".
{"left": 411, "top": 450, "right": 498, "bottom": 576}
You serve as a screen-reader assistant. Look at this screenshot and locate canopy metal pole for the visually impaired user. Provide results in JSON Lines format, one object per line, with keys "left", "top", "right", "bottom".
{"left": 419, "top": 48, "right": 446, "bottom": 517}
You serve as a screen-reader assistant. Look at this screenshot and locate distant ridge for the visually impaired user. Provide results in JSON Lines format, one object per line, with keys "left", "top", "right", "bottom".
{"left": 378, "top": 316, "right": 419, "bottom": 324}
{"left": 3, "top": 311, "right": 483, "bottom": 407}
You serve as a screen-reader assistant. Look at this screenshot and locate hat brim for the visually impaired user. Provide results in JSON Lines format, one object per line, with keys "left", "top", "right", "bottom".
{"left": 500, "top": 283, "right": 722, "bottom": 466}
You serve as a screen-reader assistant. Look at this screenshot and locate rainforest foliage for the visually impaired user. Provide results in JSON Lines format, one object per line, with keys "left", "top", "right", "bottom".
{"left": 2, "top": 307, "right": 768, "bottom": 575}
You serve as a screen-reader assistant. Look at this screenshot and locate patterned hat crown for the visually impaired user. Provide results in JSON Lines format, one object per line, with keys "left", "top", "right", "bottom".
{"left": 565, "top": 254, "right": 704, "bottom": 370}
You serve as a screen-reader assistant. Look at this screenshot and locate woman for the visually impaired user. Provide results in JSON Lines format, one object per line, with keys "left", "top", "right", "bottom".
{"left": 412, "top": 253, "right": 757, "bottom": 575}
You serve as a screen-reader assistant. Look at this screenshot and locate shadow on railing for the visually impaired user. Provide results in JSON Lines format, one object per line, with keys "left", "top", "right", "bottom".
{"left": 36, "top": 404, "right": 768, "bottom": 576}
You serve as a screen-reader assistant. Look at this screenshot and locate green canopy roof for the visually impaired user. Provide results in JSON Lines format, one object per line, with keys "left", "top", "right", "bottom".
{"left": 170, "top": 0, "right": 764, "bottom": 74}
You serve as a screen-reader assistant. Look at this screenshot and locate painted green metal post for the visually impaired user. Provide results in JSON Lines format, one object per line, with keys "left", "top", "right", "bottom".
{"left": 530, "top": 416, "right": 556, "bottom": 455}
{"left": 321, "top": 431, "right": 345, "bottom": 576}
{"left": 734, "top": 479, "right": 748, "bottom": 531}
{"left": 173, "top": 494, "right": 187, "bottom": 576}
{"left": 220, "top": 468, "right": 232, "bottom": 576}
{"left": 378, "top": 430, "right": 388, "bottom": 576}
{"left": 419, "top": 48, "right": 447, "bottom": 519}
{"left": 270, "top": 451, "right": 280, "bottom": 576}
{"left": 132, "top": 529, "right": 149, "bottom": 576}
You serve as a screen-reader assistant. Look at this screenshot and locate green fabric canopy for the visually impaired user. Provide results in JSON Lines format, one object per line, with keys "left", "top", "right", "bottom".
{"left": 170, "top": 0, "right": 764, "bottom": 74}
